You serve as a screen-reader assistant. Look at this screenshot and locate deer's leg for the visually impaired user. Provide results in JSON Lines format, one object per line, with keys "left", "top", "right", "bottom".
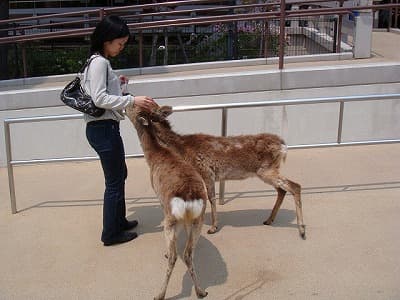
{"left": 264, "top": 187, "right": 286, "bottom": 225}
{"left": 154, "top": 219, "right": 178, "bottom": 300}
{"left": 257, "top": 169, "right": 305, "bottom": 239}
{"left": 183, "top": 220, "right": 207, "bottom": 298}
{"left": 206, "top": 182, "right": 218, "bottom": 234}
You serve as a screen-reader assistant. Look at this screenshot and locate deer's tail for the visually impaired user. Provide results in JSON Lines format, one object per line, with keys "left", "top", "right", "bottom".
{"left": 170, "top": 197, "right": 204, "bottom": 221}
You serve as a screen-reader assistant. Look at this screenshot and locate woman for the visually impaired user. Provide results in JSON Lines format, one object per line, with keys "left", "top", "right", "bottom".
{"left": 84, "top": 15, "right": 155, "bottom": 246}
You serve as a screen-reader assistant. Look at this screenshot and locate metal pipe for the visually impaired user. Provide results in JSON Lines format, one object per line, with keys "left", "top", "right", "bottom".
{"left": 336, "top": 0, "right": 344, "bottom": 53}
{"left": 171, "top": 93, "right": 400, "bottom": 112}
{"left": 4, "top": 113, "right": 82, "bottom": 124}
{"left": 337, "top": 100, "right": 345, "bottom": 144}
{"left": 10, "top": 153, "right": 144, "bottom": 166}
{"left": 1, "top": 3, "right": 400, "bottom": 45}
{"left": 4, "top": 93, "right": 400, "bottom": 213}
{"left": 288, "top": 138, "right": 400, "bottom": 149}
{"left": 219, "top": 108, "right": 228, "bottom": 205}
{"left": 279, "top": 0, "right": 286, "bottom": 70}
{"left": 4, "top": 122, "right": 17, "bottom": 214}
{"left": 22, "top": 45, "right": 27, "bottom": 78}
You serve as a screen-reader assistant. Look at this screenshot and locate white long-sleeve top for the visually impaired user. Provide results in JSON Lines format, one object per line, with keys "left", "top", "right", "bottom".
{"left": 82, "top": 54, "right": 134, "bottom": 123}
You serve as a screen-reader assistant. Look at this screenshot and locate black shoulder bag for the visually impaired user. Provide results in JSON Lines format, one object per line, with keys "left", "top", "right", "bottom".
{"left": 60, "top": 56, "right": 105, "bottom": 117}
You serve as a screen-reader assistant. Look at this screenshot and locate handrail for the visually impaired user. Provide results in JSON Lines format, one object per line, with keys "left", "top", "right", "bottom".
{"left": 2, "top": 2, "right": 399, "bottom": 44}
{"left": 1, "top": 0, "right": 400, "bottom": 78}
{"left": 4, "top": 93, "right": 400, "bottom": 213}
{"left": 3, "top": 3, "right": 397, "bottom": 44}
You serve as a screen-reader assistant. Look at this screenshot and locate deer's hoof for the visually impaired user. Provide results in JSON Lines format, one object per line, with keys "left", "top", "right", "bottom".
{"left": 207, "top": 226, "right": 218, "bottom": 234}
{"left": 299, "top": 225, "right": 306, "bottom": 240}
{"left": 154, "top": 294, "right": 165, "bottom": 300}
{"left": 196, "top": 289, "right": 208, "bottom": 298}
{"left": 263, "top": 219, "right": 273, "bottom": 225}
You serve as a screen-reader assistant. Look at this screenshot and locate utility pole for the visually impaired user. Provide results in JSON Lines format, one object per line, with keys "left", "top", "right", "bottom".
{"left": 0, "top": 0, "right": 9, "bottom": 80}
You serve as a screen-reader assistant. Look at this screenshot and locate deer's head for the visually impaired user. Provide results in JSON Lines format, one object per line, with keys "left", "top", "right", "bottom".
{"left": 126, "top": 103, "right": 173, "bottom": 127}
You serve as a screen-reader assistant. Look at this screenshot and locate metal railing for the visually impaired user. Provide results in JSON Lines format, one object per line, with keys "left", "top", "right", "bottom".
{"left": 4, "top": 93, "right": 400, "bottom": 213}
{"left": 2, "top": 0, "right": 400, "bottom": 78}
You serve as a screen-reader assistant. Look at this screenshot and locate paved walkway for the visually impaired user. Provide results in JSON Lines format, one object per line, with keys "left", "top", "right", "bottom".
{"left": 1, "top": 143, "right": 399, "bottom": 299}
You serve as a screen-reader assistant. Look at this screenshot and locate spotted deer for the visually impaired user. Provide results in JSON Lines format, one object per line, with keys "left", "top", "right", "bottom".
{"left": 147, "top": 105, "right": 305, "bottom": 239}
{"left": 126, "top": 105, "right": 208, "bottom": 300}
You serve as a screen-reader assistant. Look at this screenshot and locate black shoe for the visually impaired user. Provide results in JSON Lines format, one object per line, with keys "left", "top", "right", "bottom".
{"left": 103, "top": 231, "right": 138, "bottom": 246}
{"left": 124, "top": 220, "right": 139, "bottom": 231}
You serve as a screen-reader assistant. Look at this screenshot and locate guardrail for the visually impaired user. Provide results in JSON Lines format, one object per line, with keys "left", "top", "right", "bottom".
{"left": 4, "top": 93, "right": 400, "bottom": 214}
{"left": 2, "top": 0, "right": 400, "bottom": 78}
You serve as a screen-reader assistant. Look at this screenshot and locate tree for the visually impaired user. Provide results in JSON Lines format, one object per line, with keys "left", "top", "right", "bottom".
{"left": 0, "top": 0, "right": 9, "bottom": 80}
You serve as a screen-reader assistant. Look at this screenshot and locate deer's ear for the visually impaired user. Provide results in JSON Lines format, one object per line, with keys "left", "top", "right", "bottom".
{"left": 138, "top": 116, "right": 149, "bottom": 126}
{"left": 159, "top": 106, "right": 173, "bottom": 119}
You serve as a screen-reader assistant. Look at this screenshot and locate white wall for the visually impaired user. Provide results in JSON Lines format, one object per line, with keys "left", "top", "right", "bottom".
{"left": 1, "top": 61, "right": 400, "bottom": 167}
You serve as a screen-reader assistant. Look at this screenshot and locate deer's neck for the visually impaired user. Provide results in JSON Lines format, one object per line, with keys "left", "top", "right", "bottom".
{"left": 156, "top": 120, "right": 182, "bottom": 146}
{"left": 136, "top": 123, "right": 162, "bottom": 158}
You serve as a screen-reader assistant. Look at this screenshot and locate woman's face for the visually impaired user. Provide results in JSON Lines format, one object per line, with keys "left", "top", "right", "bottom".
{"left": 103, "top": 35, "right": 129, "bottom": 58}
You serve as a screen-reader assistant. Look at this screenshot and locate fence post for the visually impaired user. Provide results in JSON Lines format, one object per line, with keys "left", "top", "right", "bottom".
{"left": 22, "top": 44, "right": 27, "bottom": 78}
{"left": 139, "top": 30, "right": 143, "bottom": 68}
{"left": 279, "top": 0, "right": 286, "bottom": 69}
{"left": 337, "top": 101, "right": 345, "bottom": 144}
{"left": 336, "top": 0, "right": 344, "bottom": 53}
{"left": 333, "top": 17, "right": 338, "bottom": 53}
{"left": 218, "top": 108, "right": 228, "bottom": 205}
{"left": 4, "top": 121, "right": 17, "bottom": 214}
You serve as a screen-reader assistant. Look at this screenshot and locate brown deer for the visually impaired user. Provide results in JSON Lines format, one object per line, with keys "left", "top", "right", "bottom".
{"left": 147, "top": 105, "right": 305, "bottom": 240}
{"left": 126, "top": 105, "right": 208, "bottom": 300}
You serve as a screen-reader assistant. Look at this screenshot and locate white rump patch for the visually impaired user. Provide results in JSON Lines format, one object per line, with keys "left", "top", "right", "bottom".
{"left": 170, "top": 197, "right": 203, "bottom": 220}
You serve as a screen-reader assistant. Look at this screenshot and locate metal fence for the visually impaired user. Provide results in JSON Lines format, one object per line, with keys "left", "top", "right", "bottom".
{"left": 4, "top": 93, "right": 400, "bottom": 214}
{"left": 2, "top": 0, "right": 400, "bottom": 79}
{"left": 4, "top": 17, "right": 341, "bottom": 78}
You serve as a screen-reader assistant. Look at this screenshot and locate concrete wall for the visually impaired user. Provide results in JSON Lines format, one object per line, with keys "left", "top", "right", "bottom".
{"left": 0, "top": 59, "right": 400, "bottom": 167}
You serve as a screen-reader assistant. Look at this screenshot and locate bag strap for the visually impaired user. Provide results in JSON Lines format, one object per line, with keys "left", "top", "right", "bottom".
{"left": 81, "top": 54, "right": 109, "bottom": 94}
{"left": 78, "top": 54, "right": 99, "bottom": 74}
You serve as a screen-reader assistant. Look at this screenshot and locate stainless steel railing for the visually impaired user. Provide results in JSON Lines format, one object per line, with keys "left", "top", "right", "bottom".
{"left": 4, "top": 93, "right": 400, "bottom": 213}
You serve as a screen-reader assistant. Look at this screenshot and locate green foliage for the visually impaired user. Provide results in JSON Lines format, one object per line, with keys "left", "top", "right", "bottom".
{"left": 25, "top": 46, "right": 89, "bottom": 76}
{"left": 5, "top": 29, "right": 279, "bottom": 79}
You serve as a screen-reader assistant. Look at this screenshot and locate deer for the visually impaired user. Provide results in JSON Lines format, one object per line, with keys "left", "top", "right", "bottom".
{"left": 145, "top": 104, "right": 305, "bottom": 240}
{"left": 125, "top": 104, "right": 209, "bottom": 300}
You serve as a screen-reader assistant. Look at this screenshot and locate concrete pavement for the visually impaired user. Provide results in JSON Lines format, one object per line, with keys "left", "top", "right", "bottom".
{"left": 1, "top": 143, "right": 399, "bottom": 299}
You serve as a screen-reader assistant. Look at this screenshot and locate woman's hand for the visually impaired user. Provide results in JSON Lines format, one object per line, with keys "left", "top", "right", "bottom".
{"left": 119, "top": 75, "right": 129, "bottom": 85}
{"left": 119, "top": 75, "right": 129, "bottom": 95}
{"left": 133, "top": 96, "right": 157, "bottom": 111}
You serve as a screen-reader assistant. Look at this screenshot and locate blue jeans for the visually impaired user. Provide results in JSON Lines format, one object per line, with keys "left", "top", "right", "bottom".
{"left": 86, "top": 119, "right": 128, "bottom": 242}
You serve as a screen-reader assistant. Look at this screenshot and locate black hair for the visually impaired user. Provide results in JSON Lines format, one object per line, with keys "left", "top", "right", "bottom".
{"left": 90, "top": 15, "right": 130, "bottom": 55}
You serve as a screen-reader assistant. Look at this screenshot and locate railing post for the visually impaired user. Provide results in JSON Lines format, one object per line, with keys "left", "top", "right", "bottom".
{"left": 279, "top": 0, "right": 286, "bottom": 70}
{"left": 139, "top": 30, "right": 143, "bottom": 68}
{"left": 333, "top": 17, "right": 338, "bottom": 53}
{"left": 337, "top": 101, "right": 345, "bottom": 144}
{"left": 4, "top": 121, "right": 17, "bottom": 214}
{"left": 336, "top": 0, "right": 344, "bottom": 53}
{"left": 22, "top": 43, "right": 27, "bottom": 78}
{"left": 219, "top": 108, "right": 228, "bottom": 205}
{"left": 99, "top": 8, "right": 105, "bottom": 20}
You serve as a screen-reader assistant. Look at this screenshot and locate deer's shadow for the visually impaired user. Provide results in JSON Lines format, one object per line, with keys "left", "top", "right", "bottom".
{"left": 127, "top": 204, "right": 295, "bottom": 299}
{"left": 127, "top": 203, "right": 297, "bottom": 235}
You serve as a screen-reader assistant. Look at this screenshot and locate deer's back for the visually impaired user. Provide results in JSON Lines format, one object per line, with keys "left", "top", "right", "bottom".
{"left": 179, "top": 133, "right": 286, "bottom": 180}
{"left": 148, "top": 151, "right": 207, "bottom": 202}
